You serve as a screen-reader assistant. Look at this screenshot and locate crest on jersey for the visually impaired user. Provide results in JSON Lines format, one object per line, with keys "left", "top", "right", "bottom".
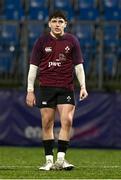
{"left": 67, "top": 96, "right": 71, "bottom": 102}
{"left": 45, "top": 47, "right": 52, "bottom": 52}
{"left": 65, "top": 46, "right": 70, "bottom": 53}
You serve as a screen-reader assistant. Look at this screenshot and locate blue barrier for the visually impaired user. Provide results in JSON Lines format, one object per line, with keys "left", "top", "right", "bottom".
{"left": 0, "top": 90, "right": 121, "bottom": 148}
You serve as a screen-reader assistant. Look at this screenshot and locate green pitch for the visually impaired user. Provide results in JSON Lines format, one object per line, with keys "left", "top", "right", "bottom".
{"left": 0, "top": 147, "right": 121, "bottom": 179}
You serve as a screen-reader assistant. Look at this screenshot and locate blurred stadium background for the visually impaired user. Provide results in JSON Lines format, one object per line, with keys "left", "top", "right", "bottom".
{"left": 0, "top": 0, "right": 121, "bottom": 178}
{"left": 0, "top": 0, "right": 121, "bottom": 90}
{"left": 0, "top": 0, "right": 121, "bottom": 146}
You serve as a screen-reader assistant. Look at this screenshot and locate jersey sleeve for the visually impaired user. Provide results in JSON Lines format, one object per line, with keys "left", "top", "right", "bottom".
{"left": 72, "top": 36, "right": 84, "bottom": 65}
{"left": 29, "top": 37, "right": 43, "bottom": 66}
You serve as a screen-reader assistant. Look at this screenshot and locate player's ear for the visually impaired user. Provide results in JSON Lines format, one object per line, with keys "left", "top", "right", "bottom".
{"left": 48, "top": 21, "right": 51, "bottom": 28}
{"left": 64, "top": 21, "right": 67, "bottom": 28}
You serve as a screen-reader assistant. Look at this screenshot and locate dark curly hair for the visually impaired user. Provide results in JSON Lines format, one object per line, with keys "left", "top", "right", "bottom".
{"left": 48, "top": 10, "right": 67, "bottom": 21}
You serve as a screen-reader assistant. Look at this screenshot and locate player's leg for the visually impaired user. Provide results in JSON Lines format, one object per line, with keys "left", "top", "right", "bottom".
{"left": 53, "top": 88, "right": 75, "bottom": 170}
{"left": 54, "top": 104, "right": 75, "bottom": 170}
{"left": 39, "top": 107, "right": 56, "bottom": 170}
{"left": 41, "top": 107, "right": 55, "bottom": 140}
{"left": 58, "top": 104, "right": 75, "bottom": 140}
{"left": 37, "top": 87, "right": 57, "bottom": 170}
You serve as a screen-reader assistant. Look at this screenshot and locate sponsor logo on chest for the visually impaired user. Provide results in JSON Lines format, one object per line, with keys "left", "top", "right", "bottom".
{"left": 48, "top": 53, "right": 66, "bottom": 67}
{"left": 45, "top": 45, "right": 70, "bottom": 67}
{"left": 45, "top": 47, "right": 52, "bottom": 52}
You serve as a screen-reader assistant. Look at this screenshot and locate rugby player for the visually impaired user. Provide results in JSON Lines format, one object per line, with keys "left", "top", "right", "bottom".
{"left": 26, "top": 10, "right": 88, "bottom": 171}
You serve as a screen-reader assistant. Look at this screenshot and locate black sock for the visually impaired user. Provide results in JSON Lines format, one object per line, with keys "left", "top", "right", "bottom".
{"left": 57, "top": 140, "right": 69, "bottom": 153}
{"left": 43, "top": 139, "right": 54, "bottom": 156}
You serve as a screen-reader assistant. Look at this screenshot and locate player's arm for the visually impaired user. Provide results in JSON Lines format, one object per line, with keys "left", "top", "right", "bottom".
{"left": 75, "top": 64, "right": 88, "bottom": 100}
{"left": 72, "top": 35, "right": 88, "bottom": 100}
{"left": 26, "top": 64, "right": 38, "bottom": 107}
{"left": 26, "top": 36, "right": 42, "bottom": 107}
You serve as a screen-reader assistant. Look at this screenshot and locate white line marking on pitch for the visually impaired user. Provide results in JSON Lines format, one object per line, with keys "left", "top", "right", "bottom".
{"left": 78, "top": 165, "right": 121, "bottom": 168}
{"left": 0, "top": 165, "right": 121, "bottom": 169}
{"left": 0, "top": 165, "right": 37, "bottom": 168}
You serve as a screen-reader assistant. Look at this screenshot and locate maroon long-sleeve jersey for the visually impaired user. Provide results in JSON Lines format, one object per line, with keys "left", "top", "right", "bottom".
{"left": 30, "top": 33, "right": 83, "bottom": 90}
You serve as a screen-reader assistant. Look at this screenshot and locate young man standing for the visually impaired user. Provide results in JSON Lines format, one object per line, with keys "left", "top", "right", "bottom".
{"left": 26, "top": 11, "right": 88, "bottom": 171}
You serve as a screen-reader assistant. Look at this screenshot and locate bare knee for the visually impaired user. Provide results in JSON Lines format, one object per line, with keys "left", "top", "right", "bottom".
{"left": 42, "top": 114, "right": 54, "bottom": 131}
{"left": 61, "top": 115, "right": 73, "bottom": 130}
{"left": 40, "top": 108, "right": 55, "bottom": 131}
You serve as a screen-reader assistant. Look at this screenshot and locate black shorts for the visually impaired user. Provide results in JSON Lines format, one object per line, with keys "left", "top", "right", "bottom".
{"left": 36, "top": 86, "right": 75, "bottom": 108}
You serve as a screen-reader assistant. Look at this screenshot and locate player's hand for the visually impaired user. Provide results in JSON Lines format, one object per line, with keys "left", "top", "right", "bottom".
{"left": 79, "top": 87, "right": 88, "bottom": 101}
{"left": 26, "top": 91, "right": 36, "bottom": 107}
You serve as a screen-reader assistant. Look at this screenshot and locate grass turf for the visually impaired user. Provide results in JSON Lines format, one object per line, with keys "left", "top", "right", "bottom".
{"left": 0, "top": 147, "right": 121, "bottom": 179}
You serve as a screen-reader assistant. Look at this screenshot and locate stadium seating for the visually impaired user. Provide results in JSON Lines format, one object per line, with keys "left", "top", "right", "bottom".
{"left": 78, "top": 8, "right": 99, "bottom": 20}
{"left": 0, "top": 24, "right": 19, "bottom": 47}
{"left": 82, "top": 47, "right": 93, "bottom": 76}
{"left": 103, "top": 24, "right": 119, "bottom": 77}
{"left": 0, "top": 51, "right": 14, "bottom": 74}
{"left": 0, "top": 0, "right": 120, "bottom": 83}
{"left": 103, "top": 0, "right": 119, "bottom": 8}
{"left": 4, "top": 8, "right": 24, "bottom": 20}
{"left": 103, "top": 24, "right": 119, "bottom": 52}
{"left": 0, "top": 23, "right": 20, "bottom": 75}
{"left": 4, "top": 0, "right": 22, "bottom": 8}
{"left": 78, "top": 0, "right": 97, "bottom": 8}
{"left": 28, "top": 0, "right": 49, "bottom": 21}
{"left": 77, "top": 0, "right": 99, "bottom": 20}
{"left": 53, "top": 0, "right": 72, "bottom": 9}
{"left": 102, "top": 0, "right": 121, "bottom": 20}
{"left": 29, "top": 0, "right": 48, "bottom": 8}
{"left": 28, "top": 23, "right": 44, "bottom": 49}
{"left": 103, "top": 7, "right": 120, "bottom": 20}
{"left": 73, "top": 24, "right": 96, "bottom": 47}
{"left": 104, "top": 53, "right": 117, "bottom": 77}
{"left": 2, "top": 0, "right": 24, "bottom": 20}
{"left": 72, "top": 23, "right": 97, "bottom": 75}
{"left": 28, "top": 7, "right": 49, "bottom": 21}
{"left": 53, "top": 0, "right": 74, "bottom": 21}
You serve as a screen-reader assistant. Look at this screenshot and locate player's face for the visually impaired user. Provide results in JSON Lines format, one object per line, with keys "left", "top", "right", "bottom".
{"left": 49, "top": 17, "right": 67, "bottom": 37}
